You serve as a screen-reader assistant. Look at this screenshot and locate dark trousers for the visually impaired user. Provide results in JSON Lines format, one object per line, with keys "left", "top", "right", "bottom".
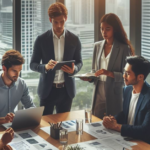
{"left": 40, "top": 86, "right": 73, "bottom": 115}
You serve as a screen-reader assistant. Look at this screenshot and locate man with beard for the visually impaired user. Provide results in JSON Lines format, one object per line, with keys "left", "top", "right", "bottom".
{"left": 103, "top": 56, "right": 150, "bottom": 144}
{"left": 0, "top": 50, "right": 35, "bottom": 117}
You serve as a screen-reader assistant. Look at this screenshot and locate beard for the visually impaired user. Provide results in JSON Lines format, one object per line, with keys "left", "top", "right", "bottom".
{"left": 6, "top": 72, "right": 18, "bottom": 82}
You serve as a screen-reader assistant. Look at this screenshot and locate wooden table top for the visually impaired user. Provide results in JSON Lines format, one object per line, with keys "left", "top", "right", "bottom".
{"left": 0, "top": 110, "right": 150, "bottom": 150}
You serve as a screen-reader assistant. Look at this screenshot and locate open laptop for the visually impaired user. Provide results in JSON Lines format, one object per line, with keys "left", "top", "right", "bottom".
{"left": 2, "top": 106, "right": 44, "bottom": 129}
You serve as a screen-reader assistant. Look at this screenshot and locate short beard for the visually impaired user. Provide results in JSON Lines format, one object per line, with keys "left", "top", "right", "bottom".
{"left": 6, "top": 73, "right": 17, "bottom": 82}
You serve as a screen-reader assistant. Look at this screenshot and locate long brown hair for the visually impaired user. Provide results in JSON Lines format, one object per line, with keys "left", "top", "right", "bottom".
{"left": 100, "top": 13, "right": 134, "bottom": 55}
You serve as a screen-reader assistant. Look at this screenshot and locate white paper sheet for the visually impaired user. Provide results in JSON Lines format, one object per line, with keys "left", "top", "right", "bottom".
{"left": 69, "top": 137, "right": 137, "bottom": 150}
{"left": 84, "top": 121, "right": 120, "bottom": 139}
{"left": 69, "top": 139, "right": 120, "bottom": 150}
{"left": 8, "top": 129, "right": 58, "bottom": 150}
{"left": 84, "top": 121, "right": 137, "bottom": 149}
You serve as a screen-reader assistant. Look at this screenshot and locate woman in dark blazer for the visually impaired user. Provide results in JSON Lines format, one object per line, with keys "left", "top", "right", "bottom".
{"left": 81, "top": 13, "right": 134, "bottom": 119}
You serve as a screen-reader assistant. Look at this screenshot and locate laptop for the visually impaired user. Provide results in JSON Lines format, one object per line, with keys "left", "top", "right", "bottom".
{"left": 2, "top": 106, "right": 44, "bottom": 129}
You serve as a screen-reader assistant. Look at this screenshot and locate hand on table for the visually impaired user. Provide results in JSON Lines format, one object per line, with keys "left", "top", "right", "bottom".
{"left": 103, "top": 116, "right": 121, "bottom": 132}
{"left": 1, "top": 128, "right": 14, "bottom": 145}
{"left": 45, "top": 59, "right": 57, "bottom": 71}
{"left": 61, "top": 63, "right": 75, "bottom": 74}
{"left": 5, "top": 113, "right": 15, "bottom": 123}
{"left": 2, "top": 145, "right": 13, "bottom": 150}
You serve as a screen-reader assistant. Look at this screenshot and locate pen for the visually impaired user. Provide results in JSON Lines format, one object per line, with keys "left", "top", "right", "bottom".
{"left": 59, "top": 121, "right": 62, "bottom": 129}
{"left": 48, "top": 122, "right": 52, "bottom": 126}
{"left": 56, "top": 123, "right": 59, "bottom": 129}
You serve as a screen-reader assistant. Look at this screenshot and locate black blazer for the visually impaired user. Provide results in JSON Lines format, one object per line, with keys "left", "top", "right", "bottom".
{"left": 115, "top": 82, "right": 150, "bottom": 144}
{"left": 30, "top": 29, "right": 82, "bottom": 100}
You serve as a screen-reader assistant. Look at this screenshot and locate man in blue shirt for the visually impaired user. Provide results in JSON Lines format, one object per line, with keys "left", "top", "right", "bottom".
{"left": 0, "top": 50, "right": 35, "bottom": 117}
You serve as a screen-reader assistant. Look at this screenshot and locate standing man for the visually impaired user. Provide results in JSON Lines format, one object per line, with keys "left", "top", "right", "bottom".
{"left": 103, "top": 56, "right": 150, "bottom": 144}
{"left": 0, "top": 50, "right": 35, "bottom": 117}
{"left": 30, "top": 2, "right": 82, "bottom": 115}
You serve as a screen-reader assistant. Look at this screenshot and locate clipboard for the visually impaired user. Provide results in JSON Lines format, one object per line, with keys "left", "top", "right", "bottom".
{"left": 71, "top": 72, "right": 98, "bottom": 79}
{"left": 52, "top": 60, "right": 75, "bottom": 71}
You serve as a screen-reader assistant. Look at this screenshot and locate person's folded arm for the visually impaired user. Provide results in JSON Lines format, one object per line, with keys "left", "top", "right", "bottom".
{"left": 121, "top": 107, "right": 150, "bottom": 139}
{"left": 115, "top": 111, "right": 126, "bottom": 124}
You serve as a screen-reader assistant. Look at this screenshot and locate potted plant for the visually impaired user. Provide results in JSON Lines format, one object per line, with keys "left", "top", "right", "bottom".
{"left": 65, "top": 145, "right": 84, "bottom": 150}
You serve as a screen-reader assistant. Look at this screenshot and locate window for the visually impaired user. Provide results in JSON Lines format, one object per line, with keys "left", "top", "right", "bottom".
{"left": 21, "top": 0, "right": 55, "bottom": 107}
{"left": 0, "top": 0, "right": 13, "bottom": 71}
{"left": 141, "top": 0, "right": 150, "bottom": 84}
{"left": 65, "top": 0, "right": 94, "bottom": 110}
{"left": 105, "top": 0, "right": 130, "bottom": 38}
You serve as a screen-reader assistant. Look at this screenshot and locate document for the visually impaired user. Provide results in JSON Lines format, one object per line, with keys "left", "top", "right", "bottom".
{"left": 69, "top": 139, "right": 122, "bottom": 150}
{"left": 72, "top": 72, "right": 97, "bottom": 79}
{"left": 52, "top": 60, "right": 75, "bottom": 71}
{"left": 84, "top": 121, "right": 119, "bottom": 139}
{"left": 40, "top": 120, "right": 137, "bottom": 150}
{"left": 8, "top": 129, "right": 58, "bottom": 150}
{"left": 84, "top": 121, "right": 137, "bottom": 149}
{"left": 69, "top": 138, "right": 137, "bottom": 150}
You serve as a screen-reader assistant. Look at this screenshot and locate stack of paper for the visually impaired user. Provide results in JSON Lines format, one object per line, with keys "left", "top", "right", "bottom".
{"left": 72, "top": 72, "right": 97, "bottom": 79}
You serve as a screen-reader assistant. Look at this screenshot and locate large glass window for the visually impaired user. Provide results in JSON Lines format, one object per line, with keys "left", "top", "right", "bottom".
{"left": 65, "top": 0, "right": 94, "bottom": 110}
{"left": 141, "top": 0, "right": 150, "bottom": 84}
{"left": 0, "top": 0, "right": 13, "bottom": 71}
{"left": 21, "top": 0, "right": 56, "bottom": 106}
{"left": 105, "top": 0, "right": 130, "bottom": 38}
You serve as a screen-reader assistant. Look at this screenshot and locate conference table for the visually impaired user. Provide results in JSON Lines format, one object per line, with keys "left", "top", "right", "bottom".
{"left": 0, "top": 110, "right": 150, "bottom": 150}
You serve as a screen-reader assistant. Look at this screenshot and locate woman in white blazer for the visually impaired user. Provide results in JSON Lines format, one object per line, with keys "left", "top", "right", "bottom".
{"left": 81, "top": 13, "right": 134, "bottom": 119}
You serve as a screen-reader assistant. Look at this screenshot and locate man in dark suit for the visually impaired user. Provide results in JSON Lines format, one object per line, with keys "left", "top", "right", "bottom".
{"left": 103, "top": 56, "right": 150, "bottom": 144}
{"left": 30, "top": 2, "right": 82, "bottom": 115}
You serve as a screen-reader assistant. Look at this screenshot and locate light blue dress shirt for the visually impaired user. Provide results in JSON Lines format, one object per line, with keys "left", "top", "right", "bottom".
{"left": 0, "top": 75, "right": 35, "bottom": 117}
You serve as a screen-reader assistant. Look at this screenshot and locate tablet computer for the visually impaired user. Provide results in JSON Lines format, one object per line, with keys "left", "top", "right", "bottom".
{"left": 52, "top": 60, "right": 75, "bottom": 71}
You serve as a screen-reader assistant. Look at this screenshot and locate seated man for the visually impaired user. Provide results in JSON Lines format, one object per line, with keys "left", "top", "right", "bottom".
{"left": 0, "top": 128, "right": 14, "bottom": 150}
{"left": 103, "top": 56, "right": 150, "bottom": 144}
{"left": 0, "top": 50, "right": 35, "bottom": 117}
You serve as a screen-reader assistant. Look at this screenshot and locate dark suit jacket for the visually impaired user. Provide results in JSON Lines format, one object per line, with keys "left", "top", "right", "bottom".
{"left": 30, "top": 29, "right": 82, "bottom": 100}
{"left": 115, "top": 81, "right": 150, "bottom": 144}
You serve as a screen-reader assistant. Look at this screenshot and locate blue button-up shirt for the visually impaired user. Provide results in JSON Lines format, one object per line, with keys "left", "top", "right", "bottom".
{"left": 0, "top": 75, "right": 35, "bottom": 117}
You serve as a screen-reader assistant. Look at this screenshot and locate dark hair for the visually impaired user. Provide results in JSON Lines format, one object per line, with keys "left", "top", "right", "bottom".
{"left": 126, "top": 56, "right": 150, "bottom": 80}
{"left": 100, "top": 13, "right": 134, "bottom": 55}
{"left": 48, "top": 2, "right": 68, "bottom": 18}
{"left": 1, "top": 50, "right": 25, "bottom": 70}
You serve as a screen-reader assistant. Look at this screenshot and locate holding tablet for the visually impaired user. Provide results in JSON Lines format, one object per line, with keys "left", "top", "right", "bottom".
{"left": 52, "top": 60, "right": 75, "bottom": 71}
